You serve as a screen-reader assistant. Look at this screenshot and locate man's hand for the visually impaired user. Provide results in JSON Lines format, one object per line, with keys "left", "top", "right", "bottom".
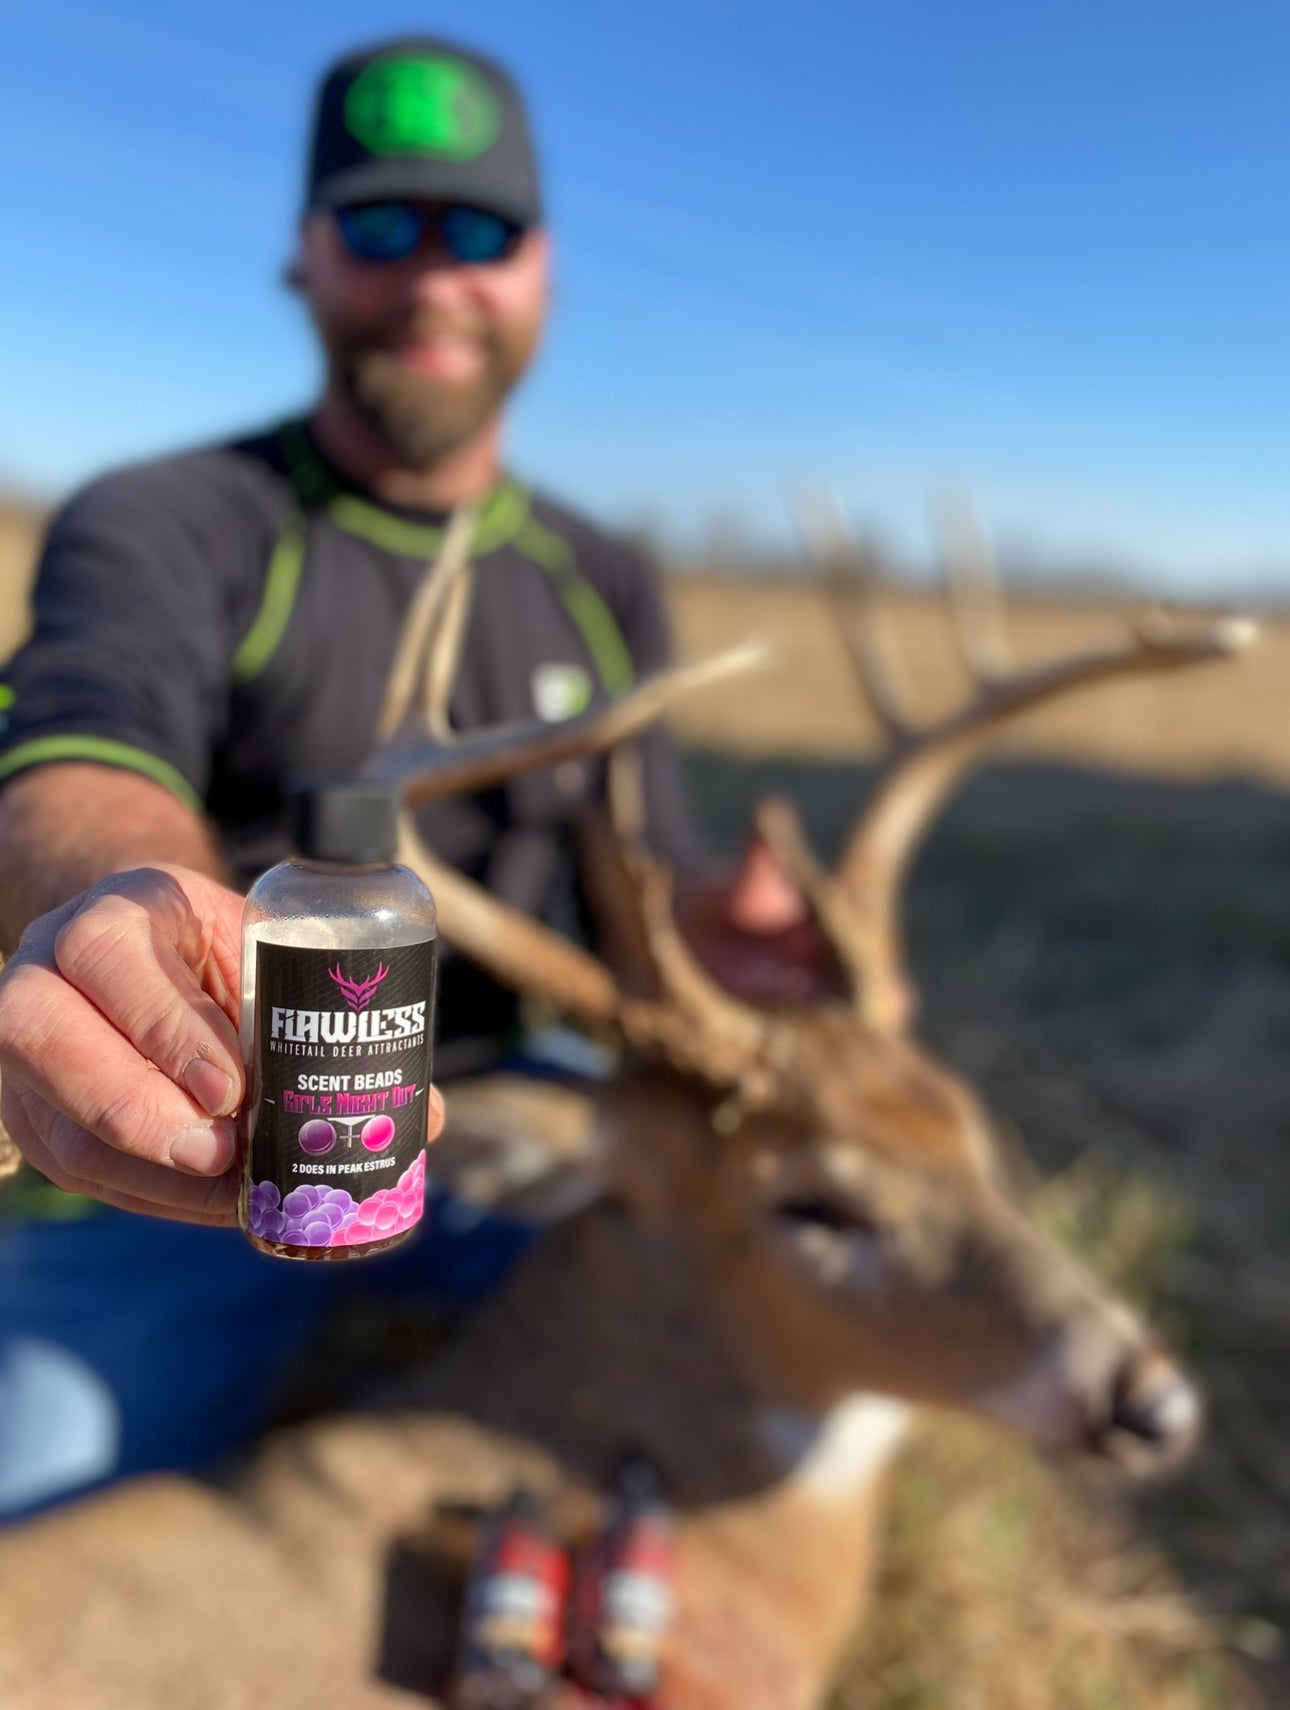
{"left": 0, "top": 864, "right": 447, "bottom": 1226}
{"left": 675, "top": 827, "right": 838, "bottom": 1007}
{"left": 0, "top": 866, "right": 247, "bottom": 1222}
{"left": 676, "top": 807, "right": 919, "bottom": 1028}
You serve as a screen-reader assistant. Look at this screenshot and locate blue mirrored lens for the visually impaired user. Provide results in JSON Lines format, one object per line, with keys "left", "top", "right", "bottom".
{"left": 440, "top": 206, "right": 519, "bottom": 264}
{"left": 336, "top": 202, "right": 425, "bottom": 262}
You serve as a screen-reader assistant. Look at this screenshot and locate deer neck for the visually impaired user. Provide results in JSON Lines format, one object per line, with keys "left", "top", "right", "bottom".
{"left": 392, "top": 1199, "right": 908, "bottom": 1509}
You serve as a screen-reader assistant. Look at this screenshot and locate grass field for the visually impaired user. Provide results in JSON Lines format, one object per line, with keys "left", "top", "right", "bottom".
{"left": 684, "top": 750, "right": 1287, "bottom": 1709}
{"left": 668, "top": 577, "right": 1289, "bottom": 1707}
{"left": 667, "top": 575, "right": 1290, "bottom": 784}
{"left": 1, "top": 508, "right": 1287, "bottom": 1705}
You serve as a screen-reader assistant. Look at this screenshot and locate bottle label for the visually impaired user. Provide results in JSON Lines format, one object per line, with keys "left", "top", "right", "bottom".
{"left": 245, "top": 939, "right": 435, "bottom": 1250}
{"left": 464, "top": 1528, "right": 569, "bottom": 1674}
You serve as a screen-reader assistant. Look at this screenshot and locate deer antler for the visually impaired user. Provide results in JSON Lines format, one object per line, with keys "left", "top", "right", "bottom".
{"left": 842, "top": 610, "right": 1254, "bottom": 1032}
{"left": 372, "top": 583, "right": 779, "bottom": 1092}
{"left": 793, "top": 491, "right": 913, "bottom": 744}
{"left": 933, "top": 488, "right": 1013, "bottom": 683}
{"left": 375, "top": 505, "right": 477, "bottom": 744}
{"left": 396, "top": 812, "right": 622, "bottom": 1028}
{"left": 797, "top": 494, "right": 1259, "bottom": 1035}
{"left": 399, "top": 813, "right": 776, "bottom": 1093}
{"left": 370, "top": 644, "right": 766, "bottom": 805}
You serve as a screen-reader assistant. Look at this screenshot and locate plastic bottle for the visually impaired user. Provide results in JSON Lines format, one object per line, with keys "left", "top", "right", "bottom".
{"left": 566, "top": 1451, "right": 676, "bottom": 1702}
{"left": 452, "top": 1487, "right": 570, "bottom": 1709}
{"left": 238, "top": 779, "right": 437, "bottom": 1260}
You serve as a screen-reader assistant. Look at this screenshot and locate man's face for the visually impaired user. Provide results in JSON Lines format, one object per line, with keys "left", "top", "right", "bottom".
{"left": 296, "top": 204, "right": 550, "bottom": 468}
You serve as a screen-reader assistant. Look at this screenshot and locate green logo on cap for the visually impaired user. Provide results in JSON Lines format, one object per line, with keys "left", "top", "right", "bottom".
{"left": 344, "top": 53, "right": 501, "bottom": 161}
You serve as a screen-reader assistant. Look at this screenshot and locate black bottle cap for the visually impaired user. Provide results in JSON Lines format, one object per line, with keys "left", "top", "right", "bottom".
{"left": 289, "top": 778, "right": 399, "bottom": 864}
{"left": 612, "top": 1448, "right": 664, "bottom": 1503}
{"left": 502, "top": 1485, "right": 545, "bottom": 1524}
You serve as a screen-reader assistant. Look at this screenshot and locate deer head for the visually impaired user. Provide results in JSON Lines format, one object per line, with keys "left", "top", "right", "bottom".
{"left": 370, "top": 522, "right": 1255, "bottom": 1478}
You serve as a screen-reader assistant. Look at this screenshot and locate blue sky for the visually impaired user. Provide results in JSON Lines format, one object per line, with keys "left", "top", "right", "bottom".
{"left": 1, "top": 0, "right": 1288, "bottom": 589}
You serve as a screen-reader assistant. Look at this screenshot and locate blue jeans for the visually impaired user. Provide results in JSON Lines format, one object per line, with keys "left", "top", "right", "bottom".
{"left": 0, "top": 1185, "right": 537, "bottom": 1522}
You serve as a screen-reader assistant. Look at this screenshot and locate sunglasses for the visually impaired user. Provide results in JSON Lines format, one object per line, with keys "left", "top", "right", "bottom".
{"left": 335, "top": 201, "right": 523, "bottom": 266}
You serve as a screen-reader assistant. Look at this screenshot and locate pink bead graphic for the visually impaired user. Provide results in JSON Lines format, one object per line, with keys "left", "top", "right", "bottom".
{"left": 361, "top": 1114, "right": 396, "bottom": 1152}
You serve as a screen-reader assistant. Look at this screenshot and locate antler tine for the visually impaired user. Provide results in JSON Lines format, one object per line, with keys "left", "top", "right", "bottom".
{"left": 397, "top": 815, "right": 773, "bottom": 1090}
{"left": 397, "top": 814, "right": 623, "bottom": 1028}
{"left": 835, "top": 613, "right": 1258, "bottom": 1036}
{"left": 793, "top": 491, "right": 914, "bottom": 746}
{"left": 571, "top": 742, "right": 676, "bottom": 1005}
{"left": 376, "top": 505, "right": 477, "bottom": 746}
{"left": 628, "top": 845, "right": 772, "bottom": 1055}
{"left": 574, "top": 752, "right": 778, "bottom": 1056}
{"left": 932, "top": 489, "right": 1013, "bottom": 683}
{"left": 607, "top": 744, "right": 647, "bottom": 847}
{"left": 370, "top": 644, "right": 769, "bottom": 806}
{"left": 750, "top": 797, "right": 865, "bottom": 1003}
{"left": 385, "top": 634, "right": 779, "bottom": 1091}
{"left": 422, "top": 508, "right": 477, "bottom": 743}
{"left": 1133, "top": 606, "right": 1260, "bottom": 654}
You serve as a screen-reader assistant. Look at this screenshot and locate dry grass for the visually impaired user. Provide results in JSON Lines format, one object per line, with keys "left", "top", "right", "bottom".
{"left": 830, "top": 1163, "right": 1266, "bottom": 1710}
{"left": 0, "top": 500, "right": 39, "bottom": 663}
{"left": 683, "top": 750, "right": 1290, "bottom": 1709}
{"left": 839, "top": 1420, "right": 1258, "bottom": 1710}
{"left": 668, "top": 564, "right": 1288, "bottom": 1710}
{"left": 666, "top": 576, "right": 1290, "bottom": 786}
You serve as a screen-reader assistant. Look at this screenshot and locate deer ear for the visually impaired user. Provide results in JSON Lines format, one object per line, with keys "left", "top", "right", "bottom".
{"left": 436, "top": 1076, "right": 609, "bottom": 1225}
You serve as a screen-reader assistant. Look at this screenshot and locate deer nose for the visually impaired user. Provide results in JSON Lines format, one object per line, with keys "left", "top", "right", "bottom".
{"left": 1091, "top": 1347, "right": 1202, "bottom": 1474}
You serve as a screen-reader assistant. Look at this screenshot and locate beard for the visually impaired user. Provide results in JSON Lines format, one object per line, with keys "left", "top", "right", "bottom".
{"left": 321, "top": 307, "right": 541, "bottom": 469}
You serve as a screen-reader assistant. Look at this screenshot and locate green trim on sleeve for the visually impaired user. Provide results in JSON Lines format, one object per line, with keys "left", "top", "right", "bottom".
{"left": 0, "top": 736, "right": 202, "bottom": 810}
{"left": 514, "top": 514, "right": 636, "bottom": 695}
{"left": 231, "top": 509, "right": 308, "bottom": 683}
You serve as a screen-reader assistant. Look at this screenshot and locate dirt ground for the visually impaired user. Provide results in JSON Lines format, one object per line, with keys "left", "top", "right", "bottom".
{"left": 1, "top": 507, "right": 1287, "bottom": 1705}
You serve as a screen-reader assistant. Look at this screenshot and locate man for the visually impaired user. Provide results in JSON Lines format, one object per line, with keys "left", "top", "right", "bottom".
{"left": 0, "top": 37, "right": 814, "bottom": 1517}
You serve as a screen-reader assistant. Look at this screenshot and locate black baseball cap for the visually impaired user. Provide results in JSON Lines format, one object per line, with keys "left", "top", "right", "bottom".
{"left": 305, "top": 37, "right": 542, "bottom": 229}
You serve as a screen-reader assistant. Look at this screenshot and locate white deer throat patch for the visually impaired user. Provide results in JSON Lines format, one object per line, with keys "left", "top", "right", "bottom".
{"left": 759, "top": 1394, "right": 910, "bottom": 1499}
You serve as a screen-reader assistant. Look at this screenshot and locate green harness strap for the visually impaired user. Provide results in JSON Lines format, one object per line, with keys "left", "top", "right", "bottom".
{"left": 230, "top": 510, "right": 308, "bottom": 684}
{"left": 511, "top": 511, "right": 636, "bottom": 696}
{"left": 231, "top": 421, "right": 635, "bottom": 696}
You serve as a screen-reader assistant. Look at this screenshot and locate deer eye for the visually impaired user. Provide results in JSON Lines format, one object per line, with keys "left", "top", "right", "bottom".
{"left": 771, "top": 1195, "right": 884, "bottom": 1289}
{"left": 775, "top": 1196, "right": 872, "bottom": 1234}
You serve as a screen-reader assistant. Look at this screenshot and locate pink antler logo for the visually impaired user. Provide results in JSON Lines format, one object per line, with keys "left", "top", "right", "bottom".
{"left": 328, "top": 963, "right": 390, "bottom": 1013}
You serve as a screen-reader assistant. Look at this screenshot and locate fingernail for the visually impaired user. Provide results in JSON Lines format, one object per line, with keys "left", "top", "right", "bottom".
{"left": 183, "top": 1057, "right": 234, "bottom": 1118}
{"left": 170, "top": 1121, "right": 236, "bottom": 1176}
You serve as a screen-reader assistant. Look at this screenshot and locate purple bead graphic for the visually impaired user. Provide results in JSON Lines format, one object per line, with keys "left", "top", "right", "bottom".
{"left": 298, "top": 1119, "right": 337, "bottom": 1156}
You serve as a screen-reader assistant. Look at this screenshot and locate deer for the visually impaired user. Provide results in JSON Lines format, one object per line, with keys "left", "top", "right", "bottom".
{"left": 0, "top": 525, "right": 1253, "bottom": 1710}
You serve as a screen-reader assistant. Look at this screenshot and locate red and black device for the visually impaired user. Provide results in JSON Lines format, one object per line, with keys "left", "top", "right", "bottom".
{"left": 565, "top": 1451, "right": 676, "bottom": 1705}
{"left": 452, "top": 1487, "right": 570, "bottom": 1709}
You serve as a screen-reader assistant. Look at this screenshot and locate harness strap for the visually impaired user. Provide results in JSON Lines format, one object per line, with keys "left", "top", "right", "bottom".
{"left": 233, "top": 421, "right": 637, "bottom": 702}
{"left": 230, "top": 509, "right": 308, "bottom": 684}
{"left": 512, "top": 511, "right": 636, "bottom": 695}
